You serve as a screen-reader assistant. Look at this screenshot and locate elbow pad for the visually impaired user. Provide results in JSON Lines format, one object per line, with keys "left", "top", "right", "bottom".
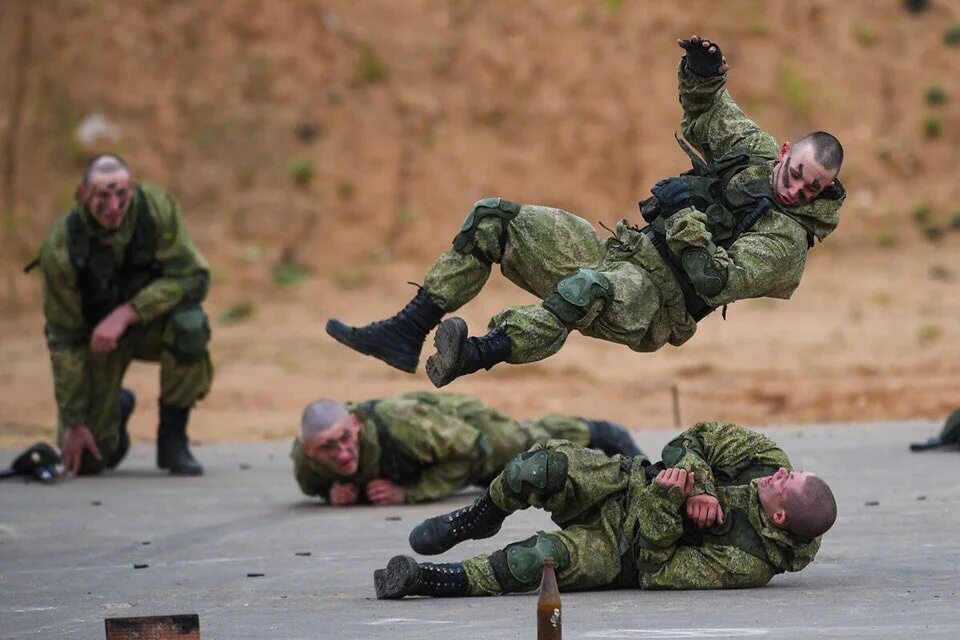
{"left": 680, "top": 245, "right": 728, "bottom": 298}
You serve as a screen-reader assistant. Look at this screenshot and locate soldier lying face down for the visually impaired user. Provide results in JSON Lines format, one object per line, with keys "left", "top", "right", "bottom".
{"left": 291, "top": 391, "right": 642, "bottom": 505}
{"left": 374, "top": 421, "right": 837, "bottom": 597}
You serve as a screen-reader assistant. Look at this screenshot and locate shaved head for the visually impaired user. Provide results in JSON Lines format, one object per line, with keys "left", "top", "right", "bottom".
{"left": 794, "top": 131, "right": 844, "bottom": 177}
{"left": 301, "top": 399, "right": 349, "bottom": 441}
{"left": 784, "top": 475, "right": 837, "bottom": 539}
{"left": 82, "top": 153, "right": 131, "bottom": 185}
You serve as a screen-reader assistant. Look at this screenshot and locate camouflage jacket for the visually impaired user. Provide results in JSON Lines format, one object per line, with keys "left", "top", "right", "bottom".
{"left": 39, "top": 182, "right": 209, "bottom": 428}
{"left": 664, "top": 61, "right": 843, "bottom": 308}
{"left": 291, "top": 391, "right": 586, "bottom": 504}
{"left": 627, "top": 422, "right": 821, "bottom": 589}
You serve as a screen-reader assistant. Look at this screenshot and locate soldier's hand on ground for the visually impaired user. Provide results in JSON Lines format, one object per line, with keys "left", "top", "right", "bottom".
{"left": 329, "top": 482, "right": 361, "bottom": 506}
{"left": 686, "top": 493, "right": 725, "bottom": 529}
{"left": 654, "top": 467, "right": 696, "bottom": 498}
{"left": 90, "top": 303, "right": 139, "bottom": 355}
{"left": 366, "top": 478, "right": 406, "bottom": 505}
{"left": 651, "top": 177, "right": 692, "bottom": 217}
{"left": 677, "top": 35, "right": 729, "bottom": 76}
{"left": 61, "top": 424, "right": 101, "bottom": 476}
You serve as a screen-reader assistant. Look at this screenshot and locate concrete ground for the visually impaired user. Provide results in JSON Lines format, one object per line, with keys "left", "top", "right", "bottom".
{"left": 1, "top": 421, "right": 957, "bottom": 640}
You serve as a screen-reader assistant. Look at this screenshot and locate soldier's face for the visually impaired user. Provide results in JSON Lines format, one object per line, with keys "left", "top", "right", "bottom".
{"left": 757, "top": 467, "right": 814, "bottom": 526}
{"left": 304, "top": 416, "right": 361, "bottom": 475}
{"left": 772, "top": 142, "right": 834, "bottom": 208}
{"left": 82, "top": 170, "right": 133, "bottom": 230}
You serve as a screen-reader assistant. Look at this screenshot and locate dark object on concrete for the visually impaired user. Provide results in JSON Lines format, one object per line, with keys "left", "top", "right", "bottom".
{"left": 374, "top": 555, "right": 469, "bottom": 599}
{"left": 0, "top": 442, "right": 61, "bottom": 483}
{"left": 865, "top": 501, "right": 880, "bottom": 507}
{"left": 246, "top": 573, "right": 265, "bottom": 578}
{"left": 239, "top": 463, "right": 251, "bottom": 470}
{"left": 157, "top": 404, "right": 204, "bottom": 476}
{"left": 133, "top": 564, "right": 149, "bottom": 569}
{"left": 385, "top": 516, "right": 402, "bottom": 521}
{"left": 142, "top": 541, "right": 151, "bottom": 545}
{"left": 910, "top": 437, "right": 957, "bottom": 452}
{"left": 105, "top": 613, "right": 199, "bottom": 640}
{"left": 294, "top": 552, "right": 311, "bottom": 557}
{"left": 91, "top": 500, "right": 102, "bottom": 506}
{"left": 409, "top": 488, "right": 507, "bottom": 555}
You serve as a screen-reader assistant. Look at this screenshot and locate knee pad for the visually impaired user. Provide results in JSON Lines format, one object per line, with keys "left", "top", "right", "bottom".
{"left": 501, "top": 449, "right": 568, "bottom": 500}
{"left": 164, "top": 304, "right": 212, "bottom": 362}
{"left": 452, "top": 197, "right": 521, "bottom": 256}
{"left": 490, "top": 532, "right": 571, "bottom": 592}
{"left": 542, "top": 268, "right": 613, "bottom": 326}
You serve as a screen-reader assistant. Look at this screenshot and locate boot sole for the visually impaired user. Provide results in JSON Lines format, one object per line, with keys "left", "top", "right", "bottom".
{"left": 325, "top": 319, "right": 419, "bottom": 374}
{"left": 374, "top": 555, "right": 419, "bottom": 599}
{"left": 425, "top": 318, "right": 468, "bottom": 388}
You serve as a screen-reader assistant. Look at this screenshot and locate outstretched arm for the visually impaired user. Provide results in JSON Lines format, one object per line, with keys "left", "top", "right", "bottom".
{"left": 677, "top": 36, "right": 778, "bottom": 160}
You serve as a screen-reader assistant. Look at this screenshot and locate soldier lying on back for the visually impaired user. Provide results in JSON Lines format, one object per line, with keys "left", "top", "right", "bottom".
{"left": 374, "top": 421, "right": 837, "bottom": 597}
{"left": 326, "top": 35, "right": 845, "bottom": 388}
{"left": 291, "top": 391, "right": 642, "bottom": 505}
{"left": 34, "top": 154, "right": 212, "bottom": 476}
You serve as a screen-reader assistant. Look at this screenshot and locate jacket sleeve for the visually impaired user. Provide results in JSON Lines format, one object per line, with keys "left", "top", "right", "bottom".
{"left": 381, "top": 404, "right": 484, "bottom": 504}
{"left": 39, "top": 226, "right": 91, "bottom": 429}
{"left": 130, "top": 184, "right": 210, "bottom": 324}
{"left": 660, "top": 422, "right": 791, "bottom": 499}
{"left": 678, "top": 60, "right": 779, "bottom": 160}
{"left": 639, "top": 543, "right": 774, "bottom": 590}
{"left": 664, "top": 207, "right": 810, "bottom": 306}
{"left": 291, "top": 439, "right": 333, "bottom": 501}
{"left": 633, "top": 480, "right": 687, "bottom": 569}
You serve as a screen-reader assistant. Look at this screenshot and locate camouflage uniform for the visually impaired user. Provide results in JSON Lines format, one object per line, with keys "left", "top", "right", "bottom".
{"left": 291, "top": 391, "right": 591, "bottom": 504}
{"left": 39, "top": 182, "right": 212, "bottom": 473}
{"left": 461, "top": 422, "right": 821, "bottom": 594}
{"left": 420, "top": 62, "right": 844, "bottom": 364}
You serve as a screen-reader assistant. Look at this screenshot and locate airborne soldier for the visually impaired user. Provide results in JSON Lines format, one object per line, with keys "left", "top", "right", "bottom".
{"left": 326, "top": 36, "right": 846, "bottom": 387}
{"left": 33, "top": 154, "right": 212, "bottom": 476}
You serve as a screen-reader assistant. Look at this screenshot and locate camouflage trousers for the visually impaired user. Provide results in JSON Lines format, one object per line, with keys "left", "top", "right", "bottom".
{"left": 462, "top": 440, "right": 649, "bottom": 595}
{"left": 60, "top": 311, "right": 214, "bottom": 474}
{"left": 423, "top": 204, "right": 680, "bottom": 363}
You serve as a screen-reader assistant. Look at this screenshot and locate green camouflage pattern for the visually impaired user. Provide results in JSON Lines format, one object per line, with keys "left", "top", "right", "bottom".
{"left": 459, "top": 422, "right": 822, "bottom": 594}
{"left": 291, "top": 391, "right": 590, "bottom": 503}
{"left": 420, "top": 62, "right": 842, "bottom": 365}
{"left": 38, "top": 182, "right": 212, "bottom": 461}
{"left": 669, "top": 61, "right": 843, "bottom": 306}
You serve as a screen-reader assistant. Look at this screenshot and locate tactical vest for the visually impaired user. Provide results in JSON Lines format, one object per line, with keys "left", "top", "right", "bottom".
{"left": 66, "top": 186, "right": 162, "bottom": 327}
{"left": 638, "top": 136, "right": 824, "bottom": 321}
{"left": 353, "top": 400, "right": 423, "bottom": 486}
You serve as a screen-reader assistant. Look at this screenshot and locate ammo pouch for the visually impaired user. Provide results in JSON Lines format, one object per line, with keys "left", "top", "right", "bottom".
{"left": 164, "top": 304, "right": 211, "bottom": 361}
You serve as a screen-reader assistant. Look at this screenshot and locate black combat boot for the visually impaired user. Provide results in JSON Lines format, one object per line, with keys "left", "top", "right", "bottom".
{"left": 374, "top": 555, "right": 469, "bottom": 599}
{"left": 409, "top": 489, "right": 508, "bottom": 555}
{"left": 425, "top": 318, "right": 511, "bottom": 388}
{"left": 326, "top": 287, "right": 445, "bottom": 373}
{"left": 157, "top": 403, "right": 204, "bottom": 476}
{"left": 105, "top": 389, "right": 137, "bottom": 469}
{"left": 585, "top": 419, "right": 644, "bottom": 458}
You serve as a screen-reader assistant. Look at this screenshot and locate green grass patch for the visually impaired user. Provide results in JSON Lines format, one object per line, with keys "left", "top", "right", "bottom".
{"left": 273, "top": 262, "right": 311, "bottom": 287}
{"left": 357, "top": 46, "right": 388, "bottom": 84}
{"left": 943, "top": 24, "right": 960, "bottom": 47}
{"left": 874, "top": 230, "right": 898, "bottom": 248}
{"left": 219, "top": 301, "right": 256, "bottom": 324}
{"left": 334, "top": 269, "right": 371, "bottom": 290}
{"left": 780, "top": 64, "right": 811, "bottom": 115}
{"left": 911, "top": 203, "right": 931, "bottom": 225}
{"left": 921, "top": 224, "right": 945, "bottom": 242}
{"left": 917, "top": 324, "right": 942, "bottom": 343}
{"left": 854, "top": 25, "right": 878, "bottom": 47}
{"left": 923, "top": 115, "right": 943, "bottom": 138}
{"left": 925, "top": 84, "right": 947, "bottom": 106}
{"left": 289, "top": 159, "right": 316, "bottom": 188}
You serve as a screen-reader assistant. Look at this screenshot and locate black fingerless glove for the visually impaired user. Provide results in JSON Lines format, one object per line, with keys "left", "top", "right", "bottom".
{"left": 651, "top": 178, "right": 692, "bottom": 218}
{"left": 681, "top": 38, "right": 725, "bottom": 77}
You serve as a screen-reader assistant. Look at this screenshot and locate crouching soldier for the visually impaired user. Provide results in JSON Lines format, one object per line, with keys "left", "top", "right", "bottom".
{"left": 375, "top": 421, "right": 837, "bottom": 597}
{"left": 291, "top": 390, "right": 642, "bottom": 505}
{"left": 33, "top": 154, "right": 213, "bottom": 476}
